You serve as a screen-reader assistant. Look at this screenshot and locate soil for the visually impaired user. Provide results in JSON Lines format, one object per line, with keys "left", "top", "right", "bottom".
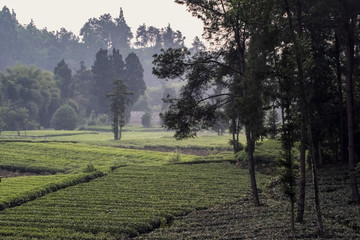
{"left": 143, "top": 146, "right": 219, "bottom": 156}
{"left": 119, "top": 145, "right": 227, "bottom": 156}
{"left": 0, "top": 169, "right": 48, "bottom": 178}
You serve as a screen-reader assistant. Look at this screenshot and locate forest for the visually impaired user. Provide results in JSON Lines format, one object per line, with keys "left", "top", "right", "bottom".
{"left": 0, "top": 0, "right": 359, "bottom": 239}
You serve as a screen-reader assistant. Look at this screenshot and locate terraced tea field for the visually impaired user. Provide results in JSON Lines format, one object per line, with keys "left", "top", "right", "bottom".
{"left": 0, "top": 163, "right": 264, "bottom": 239}
{"left": 0, "top": 129, "right": 260, "bottom": 239}
{"left": 1, "top": 129, "right": 358, "bottom": 239}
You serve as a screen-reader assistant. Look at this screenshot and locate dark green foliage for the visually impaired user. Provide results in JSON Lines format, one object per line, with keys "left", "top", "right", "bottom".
{"left": 50, "top": 104, "right": 78, "bottom": 130}
{"left": 0, "top": 102, "right": 29, "bottom": 135}
{"left": 266, "top": 108, "right": 280, "bottom": 139}
{"left": 91, "top": 48, "right": 116, "bottom": 114}
{"left": 0, "top": 65, "right": 61, "bottom": 128}
{"left": 80, "top": 9, "right": 132, "bottom": 53}
{"left": 54, "top": 59, "right": 73, "bottom": 99}
{"left": 124, "top": 52, "right": 146, "bottom": 104}
{"left": 91, "top": 49, "right": 144, "bottom": 115}
{"left": 0, "top": 7, "right": 18, "bottom": 70}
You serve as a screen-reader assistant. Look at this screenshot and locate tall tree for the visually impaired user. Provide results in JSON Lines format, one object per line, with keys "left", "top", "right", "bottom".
{"left": 124, "top": 52, "right": 146, "bottom": 104}
{"left": 189, "top": 36, "right": 206, "bottom": 54}
{"left": 339, "top": 0, "right": 360, "bottom": 205}
{"left": 107, "top": 78, "right": 132, "bottom": 140}
{"left": 135, "top": 24, "right": 161, "bottom": 48}
{"left": 153, "top": 0, "right": 279, "bottom": 207}
{"left": 112, "top": 8, "right": 133, "bottom": 50}
{"left": 0, "top": 6, "right": 18, "bottom": 70}
{"left": 54, "top": 59, "right": 73, "bottom": 100}
{"left": 73, "top": 61, "right": 94, "bottom": 116}
{"left": 91, "top": 49, "right": 116, "bottom": 114}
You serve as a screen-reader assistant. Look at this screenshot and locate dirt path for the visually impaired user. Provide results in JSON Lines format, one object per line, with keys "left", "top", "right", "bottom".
{"left": 0, "top": 169, "right": 48, "bottom": 178}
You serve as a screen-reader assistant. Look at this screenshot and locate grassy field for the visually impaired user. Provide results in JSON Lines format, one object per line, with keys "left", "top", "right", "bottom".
{"left": 0, "top": 127, "right": 236, "bottom": 151}
{"left": 0, "top": 128, "right": 358, "bottom": 239}
{"left": 0, "top": 128, "right": 257, "bottom": 239}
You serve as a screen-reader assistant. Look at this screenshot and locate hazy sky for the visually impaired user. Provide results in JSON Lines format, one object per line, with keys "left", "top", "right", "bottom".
{"left": 0, "top": 0, "right": 204, "bottom": 46}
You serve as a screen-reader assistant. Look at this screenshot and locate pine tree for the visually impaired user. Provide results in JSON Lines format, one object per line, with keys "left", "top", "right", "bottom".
{"left": 107, "top": 79, "right": 132, "bottom": 140}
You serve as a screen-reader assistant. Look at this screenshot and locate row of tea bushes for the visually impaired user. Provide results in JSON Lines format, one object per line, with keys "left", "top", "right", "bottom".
{"left": 0, "top": 171, "right": 104, "bottom": 211}
{"left": 0, "top": 141, "right": 196, "bottom": 174}
{"left": 0, "top": 163, "right": 267, "bottom": 239}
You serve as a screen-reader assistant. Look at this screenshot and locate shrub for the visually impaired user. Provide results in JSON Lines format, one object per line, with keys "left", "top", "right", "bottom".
{"left": 141, "top": 112, "right": 152, "bottom": 128}
{"left": 51, "top": 104, "right": 78, "bottom": 130}
{"left": 83, "top": 163, "right": 96, "bottom": 173}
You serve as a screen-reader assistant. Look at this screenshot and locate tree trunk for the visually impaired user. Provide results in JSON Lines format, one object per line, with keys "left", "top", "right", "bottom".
{"left": 296, "top": 119, "right": 306, "bottom": 223}
{"left": 245, "top": 125, "right": 260, "bottom": 207}
{"left": 308, "top": 127, "right": 324, "bottom": 238}
{"left": 283, "top": 0, "right": 324, "bottom": 235}
{"left": 291, "top": 199, "right": 295, "bottom": 236}
{"left": 232, "top": 116, "right": 238, "bottom": 154}
{"left": 113, "top": 114, "right": 119, "bottom": 140}
{"left": 335, "top": 34, "right": 347, "bottom": 163}
{"left": 344, "top": 15, "right": 360, "bottom": 205}
{"left": 119, "top": 124, "right": 123, "bottom": 140}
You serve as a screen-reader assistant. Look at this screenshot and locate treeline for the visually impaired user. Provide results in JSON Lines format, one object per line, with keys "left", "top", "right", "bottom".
{"left": 0, "top": 6, "right": 204, "bottom": 87}
{"left": 153, "top": 0, "right": 360, "bottom": 237}
{"left": 0, "top": 5, "right": 206, "bottom": 133}
{"left": 0, "top": 48, "right": 144, "bottom": 133}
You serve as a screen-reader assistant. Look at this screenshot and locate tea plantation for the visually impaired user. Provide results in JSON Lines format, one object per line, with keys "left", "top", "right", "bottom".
{"left": 0, "top": 129, "right": 264, "bottom": 239}
{"left": 0, "top": 129, "right": 359, "bottom": 239}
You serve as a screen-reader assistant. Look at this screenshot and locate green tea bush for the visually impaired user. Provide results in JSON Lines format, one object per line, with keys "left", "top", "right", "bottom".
{"left": 236, "top": 139, "right": 285, "bottom": 174}
{"left": 83, "top": 163, "right": 97, "bottom": 173}
{"left": 50, "top": 104, "right": 78, "bottom": 130}
{"left": 0, "top": 163, "right": 264, "bottom": 239}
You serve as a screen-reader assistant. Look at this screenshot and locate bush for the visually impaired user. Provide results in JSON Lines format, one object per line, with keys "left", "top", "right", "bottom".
{"left": 51, "top": 104, "right": 78, "bottom": 130}
{"left": 141, "top": 112, "right": 152, "bottom": 128}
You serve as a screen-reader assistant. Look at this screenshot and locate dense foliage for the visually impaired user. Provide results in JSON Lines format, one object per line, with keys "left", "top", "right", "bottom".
{"left": 50, "top": 104, "right": 78, "bottom": 130}
{"left": 0, "top": 5, "right": 204, "bottom": 132}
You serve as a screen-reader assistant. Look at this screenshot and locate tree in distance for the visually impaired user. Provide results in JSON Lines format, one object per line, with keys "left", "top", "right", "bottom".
{"left": 107, "top": 78, "right": 132, "bottom": 140}
{"left": 141, "top": 112, "right": 152, "bottom": 128}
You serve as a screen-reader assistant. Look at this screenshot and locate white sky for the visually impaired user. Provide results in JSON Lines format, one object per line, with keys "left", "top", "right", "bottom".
{"left": 0, "top": 0, "right": 204, "bottom": 46}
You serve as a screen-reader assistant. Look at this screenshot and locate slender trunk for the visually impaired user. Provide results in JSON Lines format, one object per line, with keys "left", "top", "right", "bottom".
{"left": 344, "top": 16, "right": 360, "bottom": 205}
{"left": 308, "top": 125, "right": 324, "bottom": 238}
{"left": 236, "top": 120, "right": 240, "bottom": 148}
{"left": 232, "top": 117, "right": 238, "bottom": 154}
{"left": 245, "top": 124, "right": 260, "bottom": 207}
{"left": 114, "top": 114, "right": 119, "bottom": 140}
{"left": 335, "top": 34, "right": 347, "bottom": 163}
{"left": 119, "top": 115, "right": 123, "bottom": 140}
{"left": 296, "top": 119, "right": 306, "bottom": 223}
{"left": 119, "top": 125, "right": 122, "bottom": 140}
{"left": 283, "top": 0, "right": 324, "bottom": 235}
{"left": 318, "top": 142, "right": 323, "bottom": 166}
{"left": 291, "top": 199, "right": 295, "bottom": 236}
